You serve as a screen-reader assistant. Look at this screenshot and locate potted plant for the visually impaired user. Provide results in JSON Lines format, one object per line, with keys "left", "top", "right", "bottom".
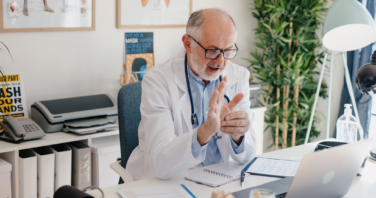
{"left": 247, "top": 0, "right": 328, "bottom": 149}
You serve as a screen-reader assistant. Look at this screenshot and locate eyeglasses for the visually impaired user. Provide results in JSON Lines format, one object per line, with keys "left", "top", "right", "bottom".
{"left": 187, "top": 35, "right": 238, "bottom": 60}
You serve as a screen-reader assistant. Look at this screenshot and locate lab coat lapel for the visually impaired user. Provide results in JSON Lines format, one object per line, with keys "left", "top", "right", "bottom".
{"left": 223, "top": 62, "right": 239, "bottom": 104}
{"left": 173, "top": 49, "right": 193, "bottom": 132}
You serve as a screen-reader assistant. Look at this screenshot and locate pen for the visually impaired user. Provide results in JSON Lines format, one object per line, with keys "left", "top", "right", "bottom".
{"left": 241, "top": 171, "right": 245, "bottom": 187}
{"left": 241, "top": 159, "right": 255, "bottom": 187}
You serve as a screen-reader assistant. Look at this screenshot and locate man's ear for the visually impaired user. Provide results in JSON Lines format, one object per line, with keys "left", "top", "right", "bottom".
{"left": 182, "top": 35, "right": 192, "bottom": 53}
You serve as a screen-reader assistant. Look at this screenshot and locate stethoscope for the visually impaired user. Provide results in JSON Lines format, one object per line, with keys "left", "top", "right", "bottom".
{"left": 185, "top": 54, "right": 230, "bottom": 139}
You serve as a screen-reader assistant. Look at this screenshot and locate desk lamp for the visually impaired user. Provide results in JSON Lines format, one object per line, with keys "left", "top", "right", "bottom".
{"left": 305, "top": 0, "right": 376, "bottom": 144}
{"left": 355, "top": 50, "right": 376, "bottom": 161}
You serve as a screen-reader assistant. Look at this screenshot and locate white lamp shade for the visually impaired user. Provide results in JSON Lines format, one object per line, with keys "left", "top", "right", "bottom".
{"left": 322, "top": 0, "right": 376, "bottom": 51}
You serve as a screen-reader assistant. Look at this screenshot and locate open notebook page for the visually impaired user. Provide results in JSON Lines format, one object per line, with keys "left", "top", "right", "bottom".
{"left": 185, "top": 162, "right": 248, "bottom": 187}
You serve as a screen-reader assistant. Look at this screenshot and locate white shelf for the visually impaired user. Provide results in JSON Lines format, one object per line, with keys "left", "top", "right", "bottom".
{"left": 0, "top": 130, "right": 119, "bottom": 198}
{"left": 0, "top": 130, "right": 119, "bottom": 153}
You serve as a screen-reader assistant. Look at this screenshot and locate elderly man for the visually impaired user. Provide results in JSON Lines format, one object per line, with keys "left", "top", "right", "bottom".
{"left": 126, "top": 8, "right": 257, "bottom": 181}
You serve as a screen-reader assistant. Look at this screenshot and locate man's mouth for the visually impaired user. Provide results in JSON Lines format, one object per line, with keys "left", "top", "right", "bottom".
{"left": 208, "top": 66, "right": 220, "bottom": 72}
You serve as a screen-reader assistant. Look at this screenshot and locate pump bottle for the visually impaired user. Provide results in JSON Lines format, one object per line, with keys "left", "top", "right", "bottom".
{"left": 336, "top": 104, "right": 358, "bottom": 143}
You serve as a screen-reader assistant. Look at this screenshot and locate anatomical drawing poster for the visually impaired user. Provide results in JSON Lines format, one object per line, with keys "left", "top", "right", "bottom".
{"left": 119, "top": 0, "right": 191, "bottom": 27}
{"left": 1, "top": 0, "right": 93, "bottom": 31}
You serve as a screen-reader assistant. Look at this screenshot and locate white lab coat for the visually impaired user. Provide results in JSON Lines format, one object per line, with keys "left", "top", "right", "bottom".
{"left": 126, "top": 48, "right": 257, "bottom": 181}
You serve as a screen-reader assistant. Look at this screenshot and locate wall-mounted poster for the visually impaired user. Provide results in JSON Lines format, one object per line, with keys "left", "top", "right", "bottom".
{"left": 0, "top": 72, "right": 29, "bottom": 131}
{"left": 125, "top": 32, "right": 154, "bottom": 81}
{"left": 0, "top": 0, "right": 95, "bottom": 32}
{"left": 117, "top": 0, "right": 191, "bottom": 28}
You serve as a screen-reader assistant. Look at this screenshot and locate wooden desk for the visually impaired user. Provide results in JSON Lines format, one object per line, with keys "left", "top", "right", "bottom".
{"left": 87, "top": 140, "right": 376, "bottom": 198}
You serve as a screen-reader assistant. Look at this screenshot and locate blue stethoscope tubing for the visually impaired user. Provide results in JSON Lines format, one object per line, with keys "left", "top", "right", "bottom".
{"left": 184, "top": 53, "right": 230, "bottom": 126}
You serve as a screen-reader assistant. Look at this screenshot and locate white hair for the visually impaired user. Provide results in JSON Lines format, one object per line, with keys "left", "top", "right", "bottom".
{"left": 186, "top": 8, "right": 237, "bottom": 42}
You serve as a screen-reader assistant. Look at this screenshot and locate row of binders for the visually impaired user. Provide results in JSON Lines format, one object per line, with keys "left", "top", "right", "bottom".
{"left": 20, "top": 141, "right": 91, "bottom": 198}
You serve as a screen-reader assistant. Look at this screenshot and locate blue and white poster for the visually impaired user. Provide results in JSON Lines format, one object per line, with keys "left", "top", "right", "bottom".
{"left": 125, "top": 32, "right": 154, "bottom": 81}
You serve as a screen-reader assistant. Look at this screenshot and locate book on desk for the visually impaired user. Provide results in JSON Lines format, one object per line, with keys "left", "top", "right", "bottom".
{"left": 184, "top": 158, "right": 300, "bottom": 188}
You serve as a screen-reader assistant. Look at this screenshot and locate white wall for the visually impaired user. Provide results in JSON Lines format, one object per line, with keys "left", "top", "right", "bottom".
{"left": 0, "top": 0, "right": 342, "bottom": 151}
{"left": 0, "top": 0, "right": 256, "bottom": 113}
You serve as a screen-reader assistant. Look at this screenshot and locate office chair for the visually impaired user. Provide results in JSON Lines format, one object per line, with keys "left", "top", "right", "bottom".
{"left": 110, "top": 81, "right": 142, "bottom": 183}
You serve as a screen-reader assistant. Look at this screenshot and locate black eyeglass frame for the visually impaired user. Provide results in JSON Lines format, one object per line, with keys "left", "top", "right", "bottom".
{"left": 187, "top": 35, "right": 239, "bottom": 60}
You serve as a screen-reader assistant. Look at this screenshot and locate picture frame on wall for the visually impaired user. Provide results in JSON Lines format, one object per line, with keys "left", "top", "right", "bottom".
{"left": 0, "top": 0, "right": 95, "bottom": 32}
{"left": 117, "top": 0, "right": 192, "bottom": 28}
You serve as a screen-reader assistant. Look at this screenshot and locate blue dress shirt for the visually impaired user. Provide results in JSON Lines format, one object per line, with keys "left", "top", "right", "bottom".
{"left": 187, "top": 65, "right": 245, "bottom": 166}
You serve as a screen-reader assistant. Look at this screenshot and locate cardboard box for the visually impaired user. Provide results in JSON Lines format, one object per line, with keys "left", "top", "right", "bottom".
{"left": 91, "top": 135, "right": 121, "bottom": 188}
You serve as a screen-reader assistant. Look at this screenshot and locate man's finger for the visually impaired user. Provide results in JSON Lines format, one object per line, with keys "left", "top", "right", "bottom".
{"left": 207, "top": 104, "right": 216, "bottom": 118}
{"left": 216, "top": 76, "right": 227, "bottom": 104}
{"left": 220, "top": 126, "right": 248, "bottom": 133}
{"left": 221, "top": 118, "right": 249, "bottom": 127}
{"left": 209, "top": 89, "right": 219, "bottom": 106}
{"left": 227, "top": 93, "right": 244, "bottom": 111}
{"left": 224, "top": 111, "right": 248, "bottom": 121}
{"left": 221, "top": 131, "right": 234, "bottom": 136}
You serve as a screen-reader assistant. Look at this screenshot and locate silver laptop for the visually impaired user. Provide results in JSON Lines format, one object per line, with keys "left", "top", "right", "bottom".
{"left": 233, "top": 139, "right": 374, "bottom": 198}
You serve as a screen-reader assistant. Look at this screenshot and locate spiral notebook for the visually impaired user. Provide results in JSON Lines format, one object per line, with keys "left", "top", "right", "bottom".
{"left": 184, "top": 162, "right": 248, "bottom": 187}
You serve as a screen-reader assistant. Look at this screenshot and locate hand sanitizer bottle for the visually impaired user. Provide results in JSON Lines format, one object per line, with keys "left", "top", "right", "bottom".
{"left": 336, "top": 104, "right": 358, "bottom": 143}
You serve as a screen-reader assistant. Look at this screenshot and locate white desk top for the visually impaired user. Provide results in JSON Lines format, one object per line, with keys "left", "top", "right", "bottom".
{"left": 87, "top": 140, "right": 376, "bottom": 198}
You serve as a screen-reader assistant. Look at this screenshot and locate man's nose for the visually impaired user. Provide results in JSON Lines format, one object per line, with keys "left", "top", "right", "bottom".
{"left": 214, "top": 52, "right": 225, "bottom": 65}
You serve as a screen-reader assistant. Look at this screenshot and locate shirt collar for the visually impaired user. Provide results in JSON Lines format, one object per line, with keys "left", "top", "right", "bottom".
{"left": 187, "top": 63, "right": 219, "bottom": 86}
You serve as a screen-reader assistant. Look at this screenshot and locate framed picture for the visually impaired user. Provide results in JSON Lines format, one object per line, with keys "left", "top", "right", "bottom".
{"left": 0, "top": 0, "right": 95, "bottom": 32}
{"left": 117, "top": 0, "right": 192, "bottom": 28}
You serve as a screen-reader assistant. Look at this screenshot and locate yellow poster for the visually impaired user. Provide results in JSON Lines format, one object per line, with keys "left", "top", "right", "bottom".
{"left": 0, "top": 72, "right": 28, "bottom": 121}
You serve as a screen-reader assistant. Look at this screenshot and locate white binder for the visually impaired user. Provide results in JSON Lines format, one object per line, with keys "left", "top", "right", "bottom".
{"left": 69, "top": 141, "right": 91, "bottom": 190}
{"left": 50, "top": 144, "right": 72, "bottom": 191}
{"left": 19, "top": 149, "right": 37, "bottom": 198}
{"left": 33, "top": 147, "right": 55, "bottom": 198}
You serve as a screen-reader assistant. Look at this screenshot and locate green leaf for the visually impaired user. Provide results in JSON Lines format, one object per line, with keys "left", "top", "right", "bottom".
{"left": 0, "top": 42, "right": 13, "bottom": 62}
{"left": 0, "top": 65, "right": 5, "bottom": 78}
{"left": 294, "top": 75, "right": 305, "bottom": 86}
{"left": 279, "top": 56, "right": 288, "bottom": 68}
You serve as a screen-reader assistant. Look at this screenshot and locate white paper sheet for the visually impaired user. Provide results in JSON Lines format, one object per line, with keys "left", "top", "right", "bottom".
{"left": 246, "top": 158, "right": 301, "bottom": 177}
{"left": 117, "top": 184, "right": 194, "bottom": 198}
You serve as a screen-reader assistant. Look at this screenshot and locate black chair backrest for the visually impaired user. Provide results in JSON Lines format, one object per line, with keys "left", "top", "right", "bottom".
{"left": 118, "top": 82, "right": 142, "bottom": 169}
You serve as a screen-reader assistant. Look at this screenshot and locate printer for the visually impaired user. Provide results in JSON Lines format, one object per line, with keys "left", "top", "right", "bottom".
{"left": 31, "top": 94, "right": 118, "bottom": 134}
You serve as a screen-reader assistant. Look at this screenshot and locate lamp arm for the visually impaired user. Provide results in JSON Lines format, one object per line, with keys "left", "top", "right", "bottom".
{"left": 305, "top": 49, "right": 329, "bottom": 144}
